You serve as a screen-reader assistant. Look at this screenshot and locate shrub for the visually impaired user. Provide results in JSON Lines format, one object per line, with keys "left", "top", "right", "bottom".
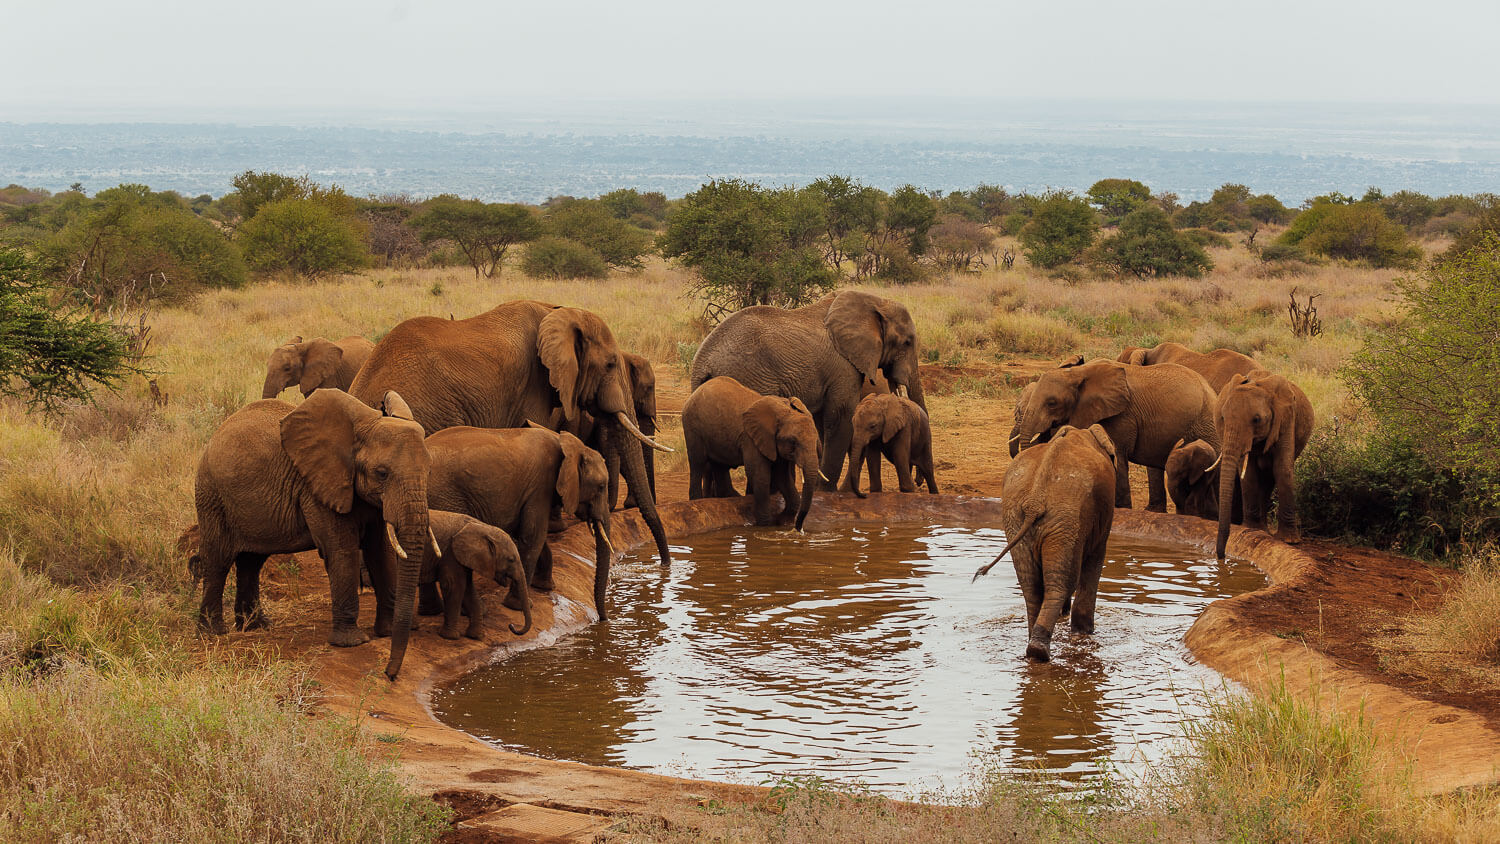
{"left": 1278, "top": 202, "right": 1421, "bottom": 268}
{"left": 542, "top": 199, "right": 653, "bottom": 269}
{"left": 926, "top": 214, "right": 992, "bottom": 273}
{"left": 1086, "top": 178, "right": 1152, "bottom": 219}
{"left": 521, "top": 236, "right": 608, "bottom": 279}
{"left": 1181, "top": 228, "right": 1232, "bottom": 250}
{"left": 1258, "top": 241, "right": 1312, "bottom": 264}
{"left": 1247, "top": 193, "right": 1293, "bottom": 225}
{"left": 1017, "top": 192, "right": 1098, "bottom": 269}
{"left": 409, "top": 196, "right": 540, "bottom": 278}
{"left": 238, "top": 198, "right": 368, "bottom": 279}
{"left": 986, "top": 311, "right": 1081, "bottom": 356}
{"left": 1091, "top": 205, "right": 1213, "bottom": 279}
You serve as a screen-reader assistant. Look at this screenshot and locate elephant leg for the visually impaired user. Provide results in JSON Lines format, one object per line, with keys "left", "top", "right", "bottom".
{"left": 866, "top": 448, "right": 882, "bottom": 493}
{"left": 1071, "top": 541, "right": 1106, "bottom": 635}
{"left": 359, "top": 527, "right": 400, "bottom": 639}
{"left": 920, "top": 452, "right": 939, "bottom": 495}
{"left": 437, "top": 566, "right": 467, "bottom": 640}
{"left": 746, "top": 457, "right": 776, "bottom": 526}
{"left": 819, "top": 406, "right": 855, "bottom": 492}
{"left": 891, "top": 437, "right": 916, "bottom": 493}
{"left": 1114, "top": 457, "right": 1133, "bottom": 509}
{"left": 688, "top": 454, "right": 705, "bottom": 500}
{"left": 418, "top": 583, "right": 444, "bottom": 616}
{"left": 506, "top": 504, "right": 548, "bottom": 612}
{"left": 710, "top": 464, "right": 736, "bottom": 498}
{"left": 772, "top": 461, "right": 798, "bottom": 525}
{"left": 310, "top": 514, "right": 368, "bottom": 647}
{"left": 462, "top": 576, "right": 485, "bottom": 640}
{"left": 1012, "top": 548, "right": 1044, "bottom": 630}
{"left": 233, "top": 552, "right": 269, "bottom": 631}
{"left": 195, "top": 538, "right": 232, "bottom": 635}
{"left": 1145, "top": 466, "right": 1167, "bottom": 513}
{"left": 533, "top": 543, "right": 556, "bottom": 592}
{"left": 1029, "top": 537, "right": 1078, "bottom": 662}
{"left": 1273, "top": 453, "right": 1301, "bottom": 543}
{"left": 1241, "top": 464, "right": 1266, "bottom": 530}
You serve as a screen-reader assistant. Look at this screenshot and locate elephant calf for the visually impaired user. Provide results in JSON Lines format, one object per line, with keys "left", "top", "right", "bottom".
{"left": 973, "top": 424, "right": 1117, "bottom": 663}
{"left": 842, "top": 393, "right": 938, "bottom": 496}
{"left": 1214, "top": 371, "right": 1315, "bottom": 560}
{"left": 1166, "top": 439, "right": 1221, "bottom": 520}
{"left": 425, "top": 510, "right": 531, "bottom": 640}
{"left": 683, "top": 376, "right": 824, "bottom": 530}
{"left": 262, "top": 335, "right": 375, "bottom": 399}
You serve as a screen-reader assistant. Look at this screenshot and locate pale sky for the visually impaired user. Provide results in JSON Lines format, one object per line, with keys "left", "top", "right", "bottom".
{"left": 4, "top": 0, "right": 1498, "bottom": 119}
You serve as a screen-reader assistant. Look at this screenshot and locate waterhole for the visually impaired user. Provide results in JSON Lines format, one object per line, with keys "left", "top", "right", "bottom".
{"left": 432, "top": 521, "right": 1265, "bottom": 794}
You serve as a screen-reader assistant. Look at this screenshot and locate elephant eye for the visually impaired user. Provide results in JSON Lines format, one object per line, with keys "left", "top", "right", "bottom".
{"left": 373, "top": 466, "right": 390, "bottom": 481}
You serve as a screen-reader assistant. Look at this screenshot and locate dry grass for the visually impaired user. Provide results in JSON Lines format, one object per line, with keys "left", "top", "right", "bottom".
{"left": 1376, "top": 550, "right": 1500, "bottom": 692}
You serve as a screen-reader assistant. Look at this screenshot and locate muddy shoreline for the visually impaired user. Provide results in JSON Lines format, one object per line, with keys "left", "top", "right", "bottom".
{"left": 283, "top": 494, "right": 1500, "bottom": 838}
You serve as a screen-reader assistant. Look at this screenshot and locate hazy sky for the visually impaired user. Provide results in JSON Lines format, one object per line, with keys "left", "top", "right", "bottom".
{"left": 4, "top": 0, "right": 1499, "bottom": 119}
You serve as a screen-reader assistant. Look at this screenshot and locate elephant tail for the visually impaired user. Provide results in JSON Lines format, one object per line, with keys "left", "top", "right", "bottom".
{"left": 972, "top": 510, "right": 1042, "bottom": 583}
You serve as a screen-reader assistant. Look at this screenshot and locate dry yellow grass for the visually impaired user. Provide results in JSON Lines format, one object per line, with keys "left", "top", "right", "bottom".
{"left": 1375, "top": 550, "right": 1500, "bottom": 693}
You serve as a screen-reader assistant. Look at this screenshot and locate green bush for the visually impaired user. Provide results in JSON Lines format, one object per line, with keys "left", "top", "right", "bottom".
{"left": 238, "top": 198, "right": 368, "bottom": 279}
{"left": 542, "top": 199, "right": 653, "bottom": 269}
{"left": 521, "top": 236, "right": 608, "bottom": 279}
{"left": 1092, "top": 205, "right": 1213, "bottom": 278}
{"left": 1086, "top": 178, "right": 1152, "bottom": 219}
{"left": 1181, "top": 228, "right": 1232, "bottom": 249}
{"left": 409, "top": 196, "right": 539, "bottom": 278}
{"left": 1258, "top": 241, "right": 1312, "bottom": 264}
{"left": 1277, "top": 202, "right": 1421, "bottom": 268}
{"left": 1017, "top": 192, "right": 1098, "bottom": 269}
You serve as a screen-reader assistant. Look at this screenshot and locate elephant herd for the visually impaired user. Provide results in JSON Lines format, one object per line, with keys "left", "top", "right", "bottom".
{"left": 989, "top": 341, "right": 1315, "bottom": 660}
{"left": 190, "top": 288, "right": 1312, "bottom": 678}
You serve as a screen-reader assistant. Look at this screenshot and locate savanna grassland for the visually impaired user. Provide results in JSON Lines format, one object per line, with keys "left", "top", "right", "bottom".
{"left": 2, "top": 231, "right": 1500, "bottom": 842}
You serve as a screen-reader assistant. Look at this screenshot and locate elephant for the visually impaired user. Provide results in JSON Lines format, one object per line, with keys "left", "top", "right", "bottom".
{"left": 842, "top": 393, "right": 938, "bottom": 497}
{"left": 682, "top": 376, "right": 823, "bottom": 530}
{"left": 1006, "top": 381, "right": 1037, "bottom": 459}
{"left": 191, "top": 389, "right": 429, "bottom": 680}
{"left": 1214, "top": 371, "right": 1315, "bottom": 560}
{"left": 561, "top": 351, "right": 658, "bottom": 511}
{"left": 262, "top": 335, "right": 375, "bottom": 399}
{"left": 423, "top": 425, "right": 615, "bottom": 619}
{"left": 1117, "top": 342, "right": 1259, "bottom": 393}
{"left": 973, "top": 424, "right": 1117, "bottom": 662}
{"left": 424, "top": 510, "right": 532, "bottom": 641}
{"left": 1012, "top": 358, "right": 1218, "bottom": 512}
{"left": 349, "top": 300, "right": 671, "bottom": 567}
{"left": 690, "top": 290, "right": 926, "bottom": 490}
{"left": 1166, "top": 438, "right": 1221, "bottom": 520}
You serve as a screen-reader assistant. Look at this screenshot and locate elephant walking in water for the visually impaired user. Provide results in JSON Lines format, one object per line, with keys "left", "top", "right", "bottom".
{"left": 191, "top": 390, "right": 430, "bottom": 680}
{"left": 690, "top": 291, "right": 926, "bottom": 490}
{"left": 350, "top": 300, "right": 672, "bottom": 567}
{"left": 974, "top": 424, "right": 1117, "bottom": 662}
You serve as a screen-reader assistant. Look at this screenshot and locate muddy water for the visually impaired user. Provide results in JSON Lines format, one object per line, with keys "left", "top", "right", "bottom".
{"left": 433, "top": 521, "right": 1264, "bottom": 794}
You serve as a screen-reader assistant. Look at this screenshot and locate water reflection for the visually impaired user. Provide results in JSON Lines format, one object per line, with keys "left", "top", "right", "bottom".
{"left": 433, "top": 523, "right": 1264, "bottom": 794}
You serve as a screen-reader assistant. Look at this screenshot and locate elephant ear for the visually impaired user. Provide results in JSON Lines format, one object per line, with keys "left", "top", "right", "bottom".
{"left": 1257, "top": 374, "right": 1292, "bottom": 450}
{"left": 537, "top": 308, "right": 584, "bottom": 422}
{"left": 379, "top": 390, "right": 415, "bottom": 421}
{"left": 450, "top": 524, "right": 505, "bottom": 583}
{"left": 1086, "top": 424, "right": 1118, "bottom": 465}
{"left": 1127, "top": 349, "right": 1149, "bottom": 366}
{"left": 788, "top": 397, "right": 812, "bottom": 418}
{"left": 824, "top": 291, "right": 884, "bottom": 383}
{"left": 742, "top": 399, "right": 781, "bottom": 462}
{"left": 1058, "top": 354, "right": 1086, "bottom": 369}
{"left": 280, "top": 389, "right": 379, "bottom": 514}
{"left": 556, "top": 432, "right": 585, "bottom": 515}
{"left": 298, "top": 338, "right": 343, "bottom": 394}
{"left": 881, "top": 398, "right": 910, "bottom": 442}
{"left": 1073, "top": 363, "right": 1131, "bottom": 425}
{"left": 1188, "top": 444, "right": 1215, "bottom": 484}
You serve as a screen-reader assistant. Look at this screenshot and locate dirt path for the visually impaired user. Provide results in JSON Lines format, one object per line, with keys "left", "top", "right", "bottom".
{"left": 226, "top": 361, "right": 1500, "bottom": 839}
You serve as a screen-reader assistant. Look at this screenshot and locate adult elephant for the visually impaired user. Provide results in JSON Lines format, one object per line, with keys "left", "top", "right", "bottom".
{"left": 262, "top": 335, "right": 375, "bottom": 399}
{"left": 690, "top": 290, "right": 926, "bottom": 489}
{"left": 350, "top": 301, "right": 671, "bottom": 566}
{"left": 1118, "top": 342, "right": 1259, "bottom": 392}
{"left": 1012, "top": 359, "right": 1217, "bottom": 511}
{"left": 972, "top": 424, "right": 1117, "bottom": 662}
{"left": 424, "top": 426, "right": 615, "bottom": 619}
{"left": 1214, "top": 371, "right": 1314, "bottom": 560}
{"left": 562, "top": 351, "right": 657, "bottom": 511}
{"left": 191, "top": 389, "right": 429, "bottom": 680}
{"left": 682, "top": 376, "right": 823, "bottom": 530}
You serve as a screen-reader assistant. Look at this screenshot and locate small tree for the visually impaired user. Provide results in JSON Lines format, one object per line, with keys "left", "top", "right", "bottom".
{"left": 0, "top": 248, "right": 143, "bottom": 410}
{"left": 238, "top": 199, "right": 368, "bottom": 279}
{"left": 1277, "top": 201, "right": 1421, "bottom": 268}
{"left": 1086, "top": 178, "right": 1152, "bottom": 219}
{"left": 410, "top": 196, "right": 540, "bottom": 278}
{"left": 521, "top": 236, "right": 608, "bottom": 279}
{"left": 1018, "top": 192, "right": 1099, "bottom": 269}
{"left": 927, "top": 214, "right": 993, "bottom": 273}
{"left": 1247, "top": 193, "right": 1292, "bottom": 225}
{"left": 1091, "top": 205, "right": 1212, "bottom": 279}
{"left": 659, "top": 179, "right": 836, "bottom": 318}
{"left": 542, "top": 199, "right": 652, "bottom": 269}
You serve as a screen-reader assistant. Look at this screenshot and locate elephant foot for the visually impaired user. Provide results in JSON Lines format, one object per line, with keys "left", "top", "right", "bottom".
{"left": 1145, "top": 502, "right": 1167, "bottom": 514}
{"left": 236, "top": 612, "right": 269, "bottom": 632}
{"left": 1276, "top": 529, "right": 1302, "bottom": 545}
{"left": 417, "top": 596, "right": 444, "bottom": 617}
{"left": 1070, "top": 613, "right": 1095, "bottom": 635}
{"left": 197, "top": 613, "right": 227, "bottom": 636}
{"left": 1026, "top": 627, "right": 1053, "bottom": 663}
{"left": 328, "top": 626, "right": 371, "bottom": 648}
{"left": 463, "top": 624, "right": 485, "bottom": 641}
{"left": 532, "top": 575, "right": 555, "bottom": 592}
{"left": 439, "top": 624, "right": 464, "bottom": 641}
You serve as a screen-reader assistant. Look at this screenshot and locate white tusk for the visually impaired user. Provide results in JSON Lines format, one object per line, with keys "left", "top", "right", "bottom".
{"left": 385, "top": 522, "right": 408, "bottom": 560}
{"left": 429, "top": 527, "right": 441, "bottom": 559}
{"left": 819, "top": 470, "right": 832, "bottom": 484}
{"left": 1205, "top": 454, "right": 1221, "bottom": 472}
{"left": 1239, "top": 454, "right": 1250, "bottom": 480}
{"left": 1029, "top": 432, "right": 1044, "bottom": 444}
{"left": 1008, "top": 433, "right": 1020, "bottom": 445}
{"left": 616, "top": 411, "right": 674, "bottom": 453}
{"left": 895, "top": 384, "right": 909, "bottom": 399}
{"left": 593, "top": 521, "right": 616, "bottom": 558}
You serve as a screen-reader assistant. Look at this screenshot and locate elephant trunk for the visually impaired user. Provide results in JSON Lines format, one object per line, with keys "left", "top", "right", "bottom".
{"left": 261, "top": 373, "right": 282, "bottom": 400}
{"left": 591, "top": 517, "right": 614, "bottom": 620}
{"left": 842, "top": 434, "right": 868, "bottom": 498}
{"left": 383, "top": 490, "right": 428, "bottom": 680}
{"left": 608, "top": 419, "right": 671, "bottom": 567}
{"left": 1215, "top": 435, "right": 1249, "bottom": 562}
{"left": 639, "top": 415, "right": 658, "bottom": 502}
{"left": 506, "top": 552, "right": 532, "bottom": 636}
{"left": 795, "top": 450, "right": 820, "bottom": 531}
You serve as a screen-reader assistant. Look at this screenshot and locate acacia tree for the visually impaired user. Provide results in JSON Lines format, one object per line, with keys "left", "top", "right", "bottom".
{"left": 1018, "top": 192, "right": 1099, "bottom": 269}
{"left": 1086, "top": 178, "right": 1151, "bottom": 219}
{"left": 410, "top": 196, "right": 540, "bottom": 278}
{"left": 1091, "top": 205, "right": 1212, "bottom": 278}
{"left": 0, "top": 248, "right": 141, "bottom": 410}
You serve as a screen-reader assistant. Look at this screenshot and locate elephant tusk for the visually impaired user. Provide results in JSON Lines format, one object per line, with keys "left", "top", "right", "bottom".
{"left": 429, "top": 527, "right": 442, "bottom": 559}
{"left": 385, "top": 522, "right": 408, "bottom": 560}
{"left": 1239, "top": 454, "right": 1250, "bottom": 480}
{"left": 593, "top": 520, "right": 616, "bottom": 559}
{"left": 819, "top": 469, "right": 832, "bottom": 485}
{"left": 1029, "top": 432, "right": 1044, "bottom": 444}
{"left": 895, "top": 384, "right": 909, "bottom": 399}
{"left": 1008, "top": 433, "right": 1020, "bottom": 445}
{"left": 1205, "top": 454, "right": 1221, "bottom": 472}
{"left": 616, "top": 411, "right": 674, "bottom": 453}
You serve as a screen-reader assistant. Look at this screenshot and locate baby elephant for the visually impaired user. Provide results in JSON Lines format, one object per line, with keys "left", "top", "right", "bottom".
{"left": 425, "top": 510, "right": 532, "bottom": 640}
{"left": 1166, "top": 438, "right": 1220, "bottom": 520}
{"left": 973, "top": 424, "right": 1116, "bottom": 662}
{"left": 683, "top": 376, "right": 825, "bottom": 530}
{"left": 262, "top": 335, "right": 375, "bottom": 399}
{"left": 842, "top": 393, "right": 938, "bottom": 496}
